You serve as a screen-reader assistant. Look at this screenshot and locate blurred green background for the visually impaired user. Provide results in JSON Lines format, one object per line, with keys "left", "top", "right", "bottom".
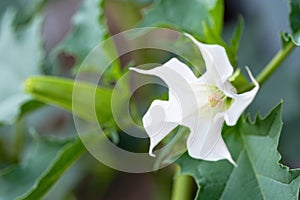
{"left": 0, "top": 0, "right": 299, "bottom": 199}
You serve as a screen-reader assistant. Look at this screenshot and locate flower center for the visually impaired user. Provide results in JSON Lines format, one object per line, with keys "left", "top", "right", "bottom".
{"left": 208, "top": 93, "right": 223, "bottom": 108}
{"left": 192, "top": 83, "right": 233, "bottom": 111}
{"left": 207, "top": 88, "right": 226, "bottom": 108}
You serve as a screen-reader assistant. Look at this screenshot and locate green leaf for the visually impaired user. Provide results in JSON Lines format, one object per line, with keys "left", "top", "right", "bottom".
{"left": 0, "top": 0, "right": 44, "bottom": 27}
{"left": 229, "top": 17, "right": 244, "bottom": 63}
{"left": 138, "top": 0, "right": 243, "bottom": 66}
{"left": 51, "top": 0, "right": 106, "bottom": 65}
{"left": 154, "top": 126, "right": 189, "bottom": 170}
{"left": 0, "top": 11, "right": 43, "bottom": 125}
{"left": 138, "top": 0, "right": 223, "bottom": 40}
{"left": 290, "top": 0, "right": 300, "bottom": 35}
{"left": 176, "top": 103, "right": 300, "bottom": 200}
{"left": 24, "top": 76, "right": 113, "bottom": 125}
{"left": 18, "top": 137, "right": 86, "bottom": 200}
{"left": 50, "top": 0, "right": 121, "bottom": 85}
{"left": 282, "top": 0, "right": 300, "bottom": 46}
{"left": 0, "top": 134, "right": 85, "bottom": 200}
{"left": 289, "top": 0, "right": 300, "bottom": 45}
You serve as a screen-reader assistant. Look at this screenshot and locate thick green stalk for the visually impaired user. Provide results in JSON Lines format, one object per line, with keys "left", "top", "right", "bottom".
{"left": 241, "top": 41, "right": 296, "bottom": 92}
{"left": 171, "top": 167, "right": 194, "bottom": 200}
{"left": 24, "top": 76, "right": 113, "bottom": 124}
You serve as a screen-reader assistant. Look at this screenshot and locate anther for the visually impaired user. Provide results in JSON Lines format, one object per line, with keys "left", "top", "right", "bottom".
{"left": 208, "top": 93, "right": 223, "bottom": 108}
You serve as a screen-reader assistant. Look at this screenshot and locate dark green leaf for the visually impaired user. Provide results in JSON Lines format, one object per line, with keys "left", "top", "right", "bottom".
{"left": 176, "top": 103, "right": 300, "bottom": 200}
{"left": 138, "top": 0, "right": 243, "bottom": 66}
{"left": 290, "top": 0, "right": 300, "bottom": 34}
{"left": 0, "top": 134, "right": 85, "bottom": 200}
{"left": 282, "top": 0, "right": 300, "bottom": 46}
{"left": 0, "top": 11, "right": 43, "bottom": 125}
{"left": 154, "top": 126, "right": 189, "bottom": 170}
{"left": 18, "top": 138, "right": 85, "bottom": 200}
{"left": 138, "top": 0, "right": 223, "bottom": 40}
{"left": 229, "top": 17, "right": 244, "bottom": 63}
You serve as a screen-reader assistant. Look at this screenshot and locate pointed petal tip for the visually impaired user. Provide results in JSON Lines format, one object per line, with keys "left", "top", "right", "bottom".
{"left": 245, "top": 66, "right": 259, "bottom": 88}
{"left": 149, "top": 151, "right": 156, "bottom": 157}
{"left": 184, "top": 32, "right": 193, "bottom": 39}
{"left": 228, "top": 156, "right": 237, "bottom": 167}
{"left": 129, "top": 67, "right": 148, "bottom": 75}
{"left": 129, "top": 67, "right": 139, "bottom": 72}
{"left": 149, "top": 142, "right": 157, "bottom": 157}
{"left": 224, "top": 66, "right": 260, "bottom": 126}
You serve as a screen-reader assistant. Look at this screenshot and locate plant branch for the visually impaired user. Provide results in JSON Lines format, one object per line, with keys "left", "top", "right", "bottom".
{"left": 241, "top": 41, "right": 296, "bottom": 92}
{"left": 171, "top": 167, "right": 194, "bottom": 200}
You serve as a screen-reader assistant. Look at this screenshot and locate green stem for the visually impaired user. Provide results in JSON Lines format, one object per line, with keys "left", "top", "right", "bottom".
{"left": 257, "top": 41, "right": 296, "bottom": 85}
{"left": 171, "top": 167, "right": 193, "bottom": 200}
{"left": 241, "top": 41, "right": 296, "bottom": 92}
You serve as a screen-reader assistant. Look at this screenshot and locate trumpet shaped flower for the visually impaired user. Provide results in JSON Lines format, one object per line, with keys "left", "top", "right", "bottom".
{"left": 130, "top": 34, "right": 259, "bottom": 165}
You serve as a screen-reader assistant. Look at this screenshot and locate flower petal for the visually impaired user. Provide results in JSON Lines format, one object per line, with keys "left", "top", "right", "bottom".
{"left": 224, "top": 67, "right": 259, "bottom": 126}
{"left": 185, "top": 33, "right": 233, "bottom": 83}
{"left": 130, "top": 57, "right": 200, "bottom": 121}
{"left": 205, "top": 135, "right": 236, "bottom": 166}
{"left": 142, "top": 95, "right": 180, "bottom": 156}
{"left": 185, "top": 112, "right": 235, "bottom": 164}
{"left": 130, "top": 57, "right": 197, "bottom": 84}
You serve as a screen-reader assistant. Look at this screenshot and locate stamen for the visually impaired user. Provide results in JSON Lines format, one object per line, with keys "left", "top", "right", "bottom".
{"left": 208, "top": 90, "right": 225, "bottom": 108}
{"left": 208, "top": 94, "right": 221, "bottom": 107}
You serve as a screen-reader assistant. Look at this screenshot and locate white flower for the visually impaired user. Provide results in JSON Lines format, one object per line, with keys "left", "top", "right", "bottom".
{"left": 130, "top": 34, "right": 259, "bottom": 165}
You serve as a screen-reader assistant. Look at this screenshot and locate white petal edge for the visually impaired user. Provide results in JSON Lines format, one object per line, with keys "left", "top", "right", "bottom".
{"left": 224, "top": 67, "right": 259, "bottom": 126}
{"left": 130, "top": 57, "right": 200, "bottom": 120}
{"left": 142, "top": 98, "right": 180, "bottom": 156}
{"left": 129, "top": 57, "right": 197, "bottom": 83}
{"left": 184, "top": 33, "right": 234, "bottom": 83}
{"left": 185, "top": 112, "right": 235, "bottom": 165}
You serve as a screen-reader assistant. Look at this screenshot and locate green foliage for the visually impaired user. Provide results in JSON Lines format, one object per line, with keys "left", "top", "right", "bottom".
{"left": 18, "top": 137, "right": 85, "bottom": 200}
{"left": 50, "top": 0, "right": 121, "bottom": 84}
{"left": 176, "top": 104, "right": 300, "bottom": 200}
{"left": 24, "top": 76, "right": 113, "bottom": 125}
{"left": 282, "top": 0, "right": 300, "bottom": 46}
{"left": 229, "top": 17, "right": 244, "bottom": 64}
{"left": 127, "top": 0, "right": 153, "bottom": 6}
{"left": 0, "top": 11, "right": 43, "bottom": 125}
{"left": 229, "top": 68, "right": 250, "bottom": 93}
{"left": 139, "top": 0, "right": 223, "bottom": 40}
{"left": 0, "top": 0, "right": 298, "bottom": 199}
{"left": 138, "top": 0, "right": 243, "bottom": 66}
{"left": 51, "top": 0, "right": 106, "bottom": 67}
{"left": 290, "top": 0, "right": 300, "bottom": 37}
{"left": 0, "top": 0, "right": 44, "bottom": 27}
{"left": 0, "top": 134, "right": 85, "bottom": 200}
